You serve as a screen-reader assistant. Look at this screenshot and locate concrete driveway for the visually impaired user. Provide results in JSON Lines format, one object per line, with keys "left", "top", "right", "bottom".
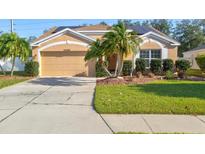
{"left": 0, "top": 77, "right": 112, "bottom": 134}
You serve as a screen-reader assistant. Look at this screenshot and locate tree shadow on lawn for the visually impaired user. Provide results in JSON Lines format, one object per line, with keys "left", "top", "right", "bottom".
{"left": 129, "top": 82, "right": 205, "bottom": 100}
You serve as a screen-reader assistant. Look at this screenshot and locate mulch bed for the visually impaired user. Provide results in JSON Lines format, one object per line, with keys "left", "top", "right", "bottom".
{"left": 97, "top": 76, "right": 161, "bottom": 85}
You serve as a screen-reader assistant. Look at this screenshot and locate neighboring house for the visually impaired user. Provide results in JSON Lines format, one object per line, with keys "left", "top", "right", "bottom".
{"left": 31, "top": 24, "right": 180, "bottom": 77}
{"left": 0, "top": 57, "right": 25, "bottom": 71}
{"left": 183, "top": 44, "right": 205, "bottom": 69}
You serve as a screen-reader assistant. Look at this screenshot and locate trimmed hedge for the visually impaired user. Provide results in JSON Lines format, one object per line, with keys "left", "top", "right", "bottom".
{"left": 150, "top": 59, "right": 162, "bottom": 74}
{"left": 25, "top": 61, "right": 39, "bottom": 76}
{"left": 175, "top": 59, "right": 191, "bottom": 72}
{"left": 135, "top": 58, "right": 146, "bottom": 73}
{"left": 163, "top": 59, "right": 174, "bottom": 72}
{"left": 195, "top": 54, "right": 205, "bottom": 72}
{"left": 122, "top": 60, "right": 132, "bottom": 75}
{"left": 96, "top": 61, "right": 108, "bottom": 77}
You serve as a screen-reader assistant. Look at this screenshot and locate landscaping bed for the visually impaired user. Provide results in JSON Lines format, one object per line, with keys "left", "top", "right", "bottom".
{"left": 95, "top": 80, "right": 205, "bottom": 115}
{"left": 97, "top": 76, "right": 162, "bottom": 85}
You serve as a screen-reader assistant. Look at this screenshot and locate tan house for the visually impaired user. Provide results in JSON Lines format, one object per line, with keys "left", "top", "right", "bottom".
{"left": 31, "top": 24, "right": 180, "bottom": 77}
{"left": 183, "top": 44, "right": 205, "bottom": 69}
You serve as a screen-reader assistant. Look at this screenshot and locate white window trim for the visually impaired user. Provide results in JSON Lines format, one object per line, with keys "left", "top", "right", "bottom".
{"left": 140, "top": 49, "right": 162, "bottom": 68}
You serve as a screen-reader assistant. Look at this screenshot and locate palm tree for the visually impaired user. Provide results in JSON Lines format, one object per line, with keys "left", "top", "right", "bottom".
{"left": 0, "top": 55, "right": 6, "bottom": 75}
{"left": 84, "top": 39, "right": 112, "bottom": 76}
{"left": 103, "top": 21, "right": 141, "bottom": 76}
{"left": 0, "top": 33, "right": 31, "bottom": 76}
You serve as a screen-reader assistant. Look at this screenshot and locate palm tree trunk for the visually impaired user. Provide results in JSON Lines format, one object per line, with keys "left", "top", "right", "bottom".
{"left": 10, "top": 56, "right": 16, "bottom": 76}
{"left": 117, "top": 54, "right": 124, "bottom": 76}
{"left": 114, "top": 54, "right": 120, "bottom": 77}
{"left": 0, "top": 64, "right": 5, "bottom": 75}
{"left": 102, "top": 63, "right": 112, "bottom": 77}
{"left": 130, "top": 53, "right": 136, "bottom": 77}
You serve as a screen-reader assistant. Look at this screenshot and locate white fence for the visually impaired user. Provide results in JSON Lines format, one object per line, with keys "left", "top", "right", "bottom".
{"left": 0, "top": 57, "right": 31, "bottom": 71}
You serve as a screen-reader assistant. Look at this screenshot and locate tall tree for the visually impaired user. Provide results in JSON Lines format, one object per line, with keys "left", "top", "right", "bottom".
{"left": 27, "top": 36, "right": 36, "bottom": 56}
{"left": 143, "top": 19, "right": 173, "bottom": 35}
{"left": 173, "top": 20, "right": 205, "bottom": 57}
{"left": 0, "top": 33, "right": 31, "bottom": 76}
{"left": 99, "top": 21, "right": 108, "bottom": 25}
{"left": 27, "top": 36, "right": 37, "bottom": 43}
{"left": 198, "top": 19, "right": 205, "bottom": 34}
{"left": 122, "top": 19, "right": 133, "bottom": 26}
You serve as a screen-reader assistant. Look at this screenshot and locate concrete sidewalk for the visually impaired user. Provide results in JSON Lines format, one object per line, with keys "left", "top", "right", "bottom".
{"left": 101, "top": 114, "right": 205, "bottom": 133}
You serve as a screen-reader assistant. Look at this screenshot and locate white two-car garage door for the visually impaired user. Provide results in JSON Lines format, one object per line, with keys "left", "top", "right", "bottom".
{"left": 41, "top": 51, "right": 87, "bottom": 76}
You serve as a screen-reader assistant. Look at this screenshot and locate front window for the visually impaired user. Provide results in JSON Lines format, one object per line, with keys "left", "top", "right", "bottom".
{"left": 140, "top": 49, "right": 161, "bottom": 67}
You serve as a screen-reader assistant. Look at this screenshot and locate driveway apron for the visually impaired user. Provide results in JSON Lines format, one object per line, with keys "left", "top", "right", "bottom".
{"left": 0, "top": 77, "right": 112, "bottom": 134}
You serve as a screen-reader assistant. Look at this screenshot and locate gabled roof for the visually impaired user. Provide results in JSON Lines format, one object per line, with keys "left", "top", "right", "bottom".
{"left": 185, "top": 44, "right": 205, "bottom": 53}
{"left": 127, "top": 25, "right": 180, "bottom": 45}
{"left": 32, "top": 24, "right": 180, "bottom": 46}
{"left": 33, "top": 27, "right": 57, "bottom": 43}
{"left": 31, "top": 27, "right": 96, "bottom": 46}
{"left": 183, "top": 44, "right": 205, "bottom": 55}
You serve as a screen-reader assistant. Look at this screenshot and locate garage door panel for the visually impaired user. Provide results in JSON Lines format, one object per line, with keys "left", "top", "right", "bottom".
{"left": 41, "top": 51, "right": 87, "bottom": 76}
{"left": 42, "top": 61, "right": 85, "bottom": 66}
{"left": 42, "top": 66, "right": 85, "bottom": 71}
{"left": 42, "top": 51, "right": 86, "bottom": 56}
{"left": 42, "top": 60, "right": 85, "bottom": 65}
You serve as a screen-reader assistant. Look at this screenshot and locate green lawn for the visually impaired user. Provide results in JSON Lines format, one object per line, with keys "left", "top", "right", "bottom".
{"left": 0, "top": 71, "right": 31, "bottom": 89}
{"left": 0, "top": 77, "right": 30, "bottom": 89}
{"left": 186, "top": 69, "right": 205, "bottom": 78}
{"left": 95, "top": 80, "right": 205, "bottom": 115}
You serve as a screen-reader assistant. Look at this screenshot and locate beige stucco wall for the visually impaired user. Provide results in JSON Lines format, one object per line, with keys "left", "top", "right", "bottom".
{"left": 123, "top": 41, "right": 178, "bottom": 61}
{"left": 32, "top": 33, "right": 96, "bottom": 77}
{"left": 86, "top": 34, "right": 103, "bottom": 39}
{"left": 168, "top": 46, "right": 178, "bottom": 62}
{"left": 140, "top": 41, "right": 162, "bottom": 50}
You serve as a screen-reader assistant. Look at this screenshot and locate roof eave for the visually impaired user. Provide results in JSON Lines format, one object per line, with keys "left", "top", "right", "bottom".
{"left": 141, "top": 31, "right": 180, "bottom": 46}
{"left": 31, "top": 28, "right": 96, "bottom": 47}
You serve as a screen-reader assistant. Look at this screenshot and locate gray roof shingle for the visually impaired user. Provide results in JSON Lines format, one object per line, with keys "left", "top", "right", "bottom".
{"left": 33, "top": 24, "right": 179, "bottom": 45}
{"left": 188, "top": 44, "right": 205, "bottom": 52}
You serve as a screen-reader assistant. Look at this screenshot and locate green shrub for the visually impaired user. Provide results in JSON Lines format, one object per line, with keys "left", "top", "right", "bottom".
{"left": 96, "top": 61, "right": 109, "bottom": 77}
{"left": 122, "top": 60, "right": 132, "bottom": 76}
{"left": 135, "top": 58, "right": 146, "bottom": 73}
{"left": 165, "top": 70, "right": 174, "bottom": 79}
{"left": 175, "top": 59, "right": 191, "bottom": 72}
{"left": 150, "top": 59, "right": 162, "bottom": 74}
{"left": 195, "top": 54, "right": 205, "bottom": 72}
{"left": 24, "top": 61, "right": 39, "bottom": 76}
{"left": 163, "top": 59, "right": 174, "bottom": 72}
